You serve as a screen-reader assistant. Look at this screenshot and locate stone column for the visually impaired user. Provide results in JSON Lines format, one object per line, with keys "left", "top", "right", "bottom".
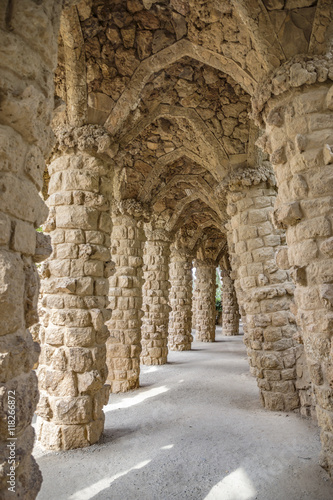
{"left": 225, "top": 166, "right": 299, "bottom": 412}
{"left": 169, "top": 248, "right": 194, "bottom": 351}
{"left": 141, "top": 228, "right": 170, "bottom": 365}
{"left": 221, "top": 270, "right": 240, "bottom": 336}
{"left": 37, "top": 126, "right": 112, "bottom": 450}
{"left": 106, "top": 200, "right": 146, "bottom": 392}
{"left": 0, "top": 1, "right": 63, "bottom": 497}
{"left": 253, "top": 60, "right": 333, "bottom": 475}
{"left": 194, "top": 259, "right": 216, "bottom": 342}
{"left": 192, "top": 275, "right": 197, "bottom": 330}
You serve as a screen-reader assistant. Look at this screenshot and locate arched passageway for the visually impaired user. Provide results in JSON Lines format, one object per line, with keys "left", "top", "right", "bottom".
{"left": 1, "top": 1, "right": 333, "bottom": 498}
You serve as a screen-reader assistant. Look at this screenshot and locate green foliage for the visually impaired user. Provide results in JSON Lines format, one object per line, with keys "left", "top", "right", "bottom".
{"left": 215, "top": 298, "right": 222, "bottom": 311}
{"left": 36, "top": 227, "right": 43, "bottom": 232}
{"left": 216, "top": 267, "right": 222, "bottom": 302}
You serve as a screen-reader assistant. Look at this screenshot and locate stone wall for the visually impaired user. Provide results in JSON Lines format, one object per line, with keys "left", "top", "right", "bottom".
{"left": 169, "top": 248, "right": 193, "bottom": 351}
{"left": 141, "top": 228, "right": 170, "bottom": 365}
{"left": 193, "top": 259, "right": 216, "bottom": 342}
{"left": 0, "top": 1, "right": 63, "bottom": 497}
{"left": 106, "top": 200, "right": 146, "bottom": 393}
{"left": 225, "top": 169, "right": 300, "bottom": 411}
{"left": 221, "top": 271, "right": 240, "bottom": 336}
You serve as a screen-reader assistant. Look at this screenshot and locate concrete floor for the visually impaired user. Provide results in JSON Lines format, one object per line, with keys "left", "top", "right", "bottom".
{"left": 33, "top": 328, "right": 333, "bottom": 500}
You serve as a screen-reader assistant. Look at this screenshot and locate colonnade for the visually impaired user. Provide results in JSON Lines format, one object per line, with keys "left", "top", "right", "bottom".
{"left": 1, "top": 5, "right": 333, "bottom": 498}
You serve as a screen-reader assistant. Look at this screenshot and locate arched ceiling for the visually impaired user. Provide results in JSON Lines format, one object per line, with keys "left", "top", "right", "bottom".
{"left": 54, "top": 0, "right": 333, "bottom": 262}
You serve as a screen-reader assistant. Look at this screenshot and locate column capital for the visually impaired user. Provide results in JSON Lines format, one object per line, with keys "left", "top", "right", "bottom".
{"left": 112, "top": 198, "right": 150, "bottom": 220}
{"left": 53, "top": 124, "right": 117, "bottom": 158}
{"left": 143, "top": 225, "right": 171, "bottom": 242}
{"left": 216, "top": 163, "right": 276, "bottom": 194}
{"left": 252, "top": 54, "right": 333, "bottom": 127}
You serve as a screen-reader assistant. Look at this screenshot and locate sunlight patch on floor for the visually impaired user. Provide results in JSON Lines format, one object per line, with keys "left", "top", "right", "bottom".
{"left": 204, "top": 467, "right": 256, "bottom": 500}
{"left": 141, "top": 366, "right": 159, "bottom": 373}
{"left": 105, "top": 386, "right": 170, "bottom": 412}
{"left": 69, "top": 460, "right": 151, "bottom": 500}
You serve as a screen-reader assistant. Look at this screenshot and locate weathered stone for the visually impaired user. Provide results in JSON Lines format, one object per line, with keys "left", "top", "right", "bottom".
{"left": 221, "top": 271, "right": 240, "bottom": 336}
{"left": 194, "top": 260, "right": 216, "bottom": 343}
{"left": 37, "top": 139, "right": 111, "bottom": 451}
{"left": 106, "top": 209, "right": 145, "bottom": 392}
{"left": 169, "top": 247, "right": 193, "bottom": 351}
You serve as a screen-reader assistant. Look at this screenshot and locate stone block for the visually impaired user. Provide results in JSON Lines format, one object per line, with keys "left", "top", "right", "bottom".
{"left": 45, "top": 326, "right": 64, "bottom": 346}
{"left": 61, "top": 424, "right": 90, "bottom": 450}
{"left": 68, "top": 347, "right": 94, "bottom": 372}
{"left": 38, "top": 368, "right": 77, "bottom": 397}
{"left": 56, "top": 206, "right": 99, "bottom": 230}
{"left": 62, "top": 171, "right": 99, "bottom": 192}
{"left": 11, "top": 220, "right": 37, "bottom": 255}
{"left": 0, "top": 213, "right": 11, "bottom": 245}
{"left": 52, "top": 396, "right": 92, "bottom": 424}
{"left": 296, "top": 217, "right": 331, "bottom": 240}
{"left": 0, "top": 250, "right": 24, "bottom": 336}
{"left": 37, "top": 419, "right": 62, "bottom": 450}
{"left": 56, "top": 243, "right": 78, "bottom": 259}
{"left": 65, "top": 327, "right": 95, "bottom": 347}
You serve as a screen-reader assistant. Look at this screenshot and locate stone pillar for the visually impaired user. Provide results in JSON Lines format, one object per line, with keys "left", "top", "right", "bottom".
{"left": 221, "top": 270, "right": 240, "bottom": 336}
{"left": 169, "top": 248, "right": 194, "bottom": 351}
{"left": 253, "top": 61, "right": 333, "bottom": 475}
{"left": 0, "top": 1, "right": 63, "bottom": 497}
{"left": 106, "top": 200, "right": 146, "bottom": 392}
{"left": 141, "top": 228, "right": 170, "bottom": 365}
{"left": 225, "top": 167, "right": 299, "bottom": 412}
{"left": 37, "top": 126, "right": 112, "bottom": 450}
{"left": 192, "top": 274, "right": 197, "bottom": 330}
{"left": 194, "top": 259, "right": 216, "bottom": 342}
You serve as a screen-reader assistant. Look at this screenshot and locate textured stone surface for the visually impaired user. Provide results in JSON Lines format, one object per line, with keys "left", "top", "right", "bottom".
{"left": 141, "top": 227, "right": 171, "bottom": 365}
{"left": 106, "top": 202, "right": 146, "bottom": 393}
{"left": 226, "top": 171, "right": 300, "bottom": 412}
{"left": 193, "top": 260, "right": 216, "bottom": 343}
{"left": 1, "top": 1, "right": 333, "bottom": 495}
{"left": 259, "top": 82, "right": 333, "bottom": 477}
{"left": 169, "top": 248, "right": 193, "bottom": 351}
{"left": 221, "top": 270, "right": 240, "bottom": 336}
{"left": 0, "top": 1, "right": 63, "bottom": 497}
{"left": 37, "top": 129, "right": 112, "bottom": 450}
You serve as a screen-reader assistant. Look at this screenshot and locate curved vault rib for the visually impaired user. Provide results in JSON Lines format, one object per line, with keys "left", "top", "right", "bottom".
{"left": 215, "top": 240, "right": 229, "bottom": 264}
{"left": 151, "top": 175, "right": 221, "bottom": 217}
{"left": 309, "top": 0, "right": 333, "bottom": 55}
{"left": 60, "top": 6, "right": 87, "bottom": 127}
{"left": 104, "top": 39, "right": 256, "bottom": 135}
{"left": 119, "top": 104, "right": 229, "bottom": 178}
{"left": 189, "top": 221, "right": 225, "bottom": 251}
{"left": 166, "top": 193, "right": 222, "bottom": 233}
{"left": 230, "top": 0, "right": 286, "bottom": 71}
{"left": 138, "top": 147, "right": 214, "bottom": 202}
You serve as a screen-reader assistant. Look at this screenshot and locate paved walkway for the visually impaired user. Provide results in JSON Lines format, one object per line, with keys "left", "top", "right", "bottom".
{"left": 34, "top": 329, "right": 333, "bottom": 500}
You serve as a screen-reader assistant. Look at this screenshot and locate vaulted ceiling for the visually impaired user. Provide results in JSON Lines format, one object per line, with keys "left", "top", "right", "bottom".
{"left": 53, "top": 0, "right": 333, "bottom": 262}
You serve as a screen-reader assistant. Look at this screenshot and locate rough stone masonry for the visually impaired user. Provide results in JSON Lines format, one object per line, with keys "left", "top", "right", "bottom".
{"left": 1, "top": 2, "right": 333, "bottom": 499}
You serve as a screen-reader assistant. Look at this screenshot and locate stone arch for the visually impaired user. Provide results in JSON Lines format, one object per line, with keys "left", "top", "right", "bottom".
{"left": 151, "top": 175, "right": 220, "bottom": 210}
{"left": 104, "top": 39, "right": 256, "bottom": 134}
{"left": 166, "top": 194, "right": 222, "bottom": 233}
{"left": 119, "top": 104, "right": 229, "bottom": 177}
{"left": 189, "top": 220, "right": 225, "bottom": 251}
{"left": 138, "top": 147, "right": 214, "bottom": 202}
{"left": 58, "top": 6, "right": 88, "bottom": 126}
